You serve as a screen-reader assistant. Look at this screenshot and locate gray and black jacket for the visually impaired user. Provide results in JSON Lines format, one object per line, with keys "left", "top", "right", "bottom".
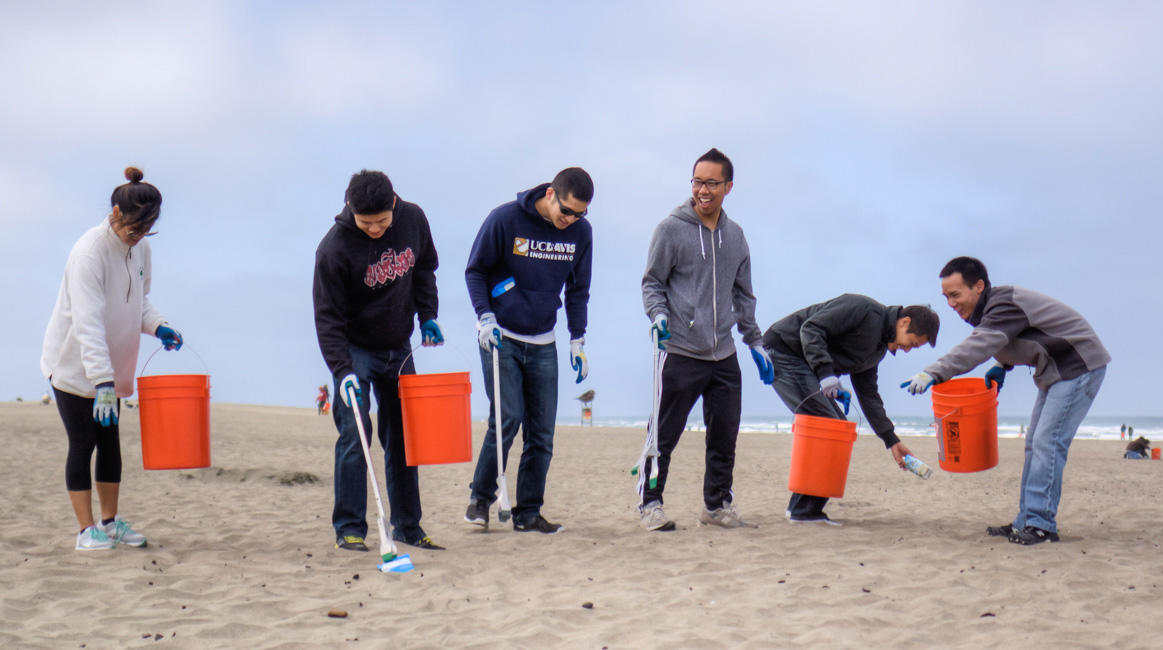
{"left": 641, "top": 200, "right": 763, "bottom": 362}
{"left": 925, "top": 285, "right": 1109, "bottom": 391}
{"left": 763, "top": 294, "right": 903, "bottom": 448}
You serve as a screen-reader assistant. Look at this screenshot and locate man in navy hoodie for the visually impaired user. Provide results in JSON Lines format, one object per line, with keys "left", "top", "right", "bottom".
{"left": 313, "top": 170, "right": 445, "bottom": 552}
{"left": 463, "top": 167, "right": 594, "bottom": 534}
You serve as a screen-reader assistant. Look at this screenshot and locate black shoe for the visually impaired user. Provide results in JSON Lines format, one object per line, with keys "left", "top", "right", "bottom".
{"left": 513, "top": 515, "right": 562, "bottom": 534}
{"left": 335, "top": 535, "right": 369, "bottom": 552}
{"left": 1008, "top": 526, "right": 1060, "bottom": 545}
{"left": 401, "top": 535, "right": 446, "bottom": 551}
{"left": 986, "top": 524, "right": 1013, "bottom": 537}
{"left": 465, "top": 500, "right": 489, "bottom": 528}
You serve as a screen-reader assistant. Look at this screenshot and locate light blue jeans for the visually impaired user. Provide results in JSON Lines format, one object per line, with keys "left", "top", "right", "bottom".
{"left": 1013, "top": 366, "right": 1106, "bottom": 533}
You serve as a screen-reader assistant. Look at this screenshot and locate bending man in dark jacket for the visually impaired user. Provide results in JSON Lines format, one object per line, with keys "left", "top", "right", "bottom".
{"left": 902, "top": 256, "right": 1110, "bottom": 546}
{"left": 313, "top": 170, "right": 445, "bottom": 552}
{"left": 765, "top": 295, "right": 940, "bottom": 524}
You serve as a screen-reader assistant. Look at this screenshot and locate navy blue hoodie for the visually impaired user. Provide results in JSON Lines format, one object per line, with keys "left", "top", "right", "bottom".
{"left": 465, "top": 184, "right": 592, "bottom": 339}
{"left": 313, "top": 197, "right": 438, "bottom": 378}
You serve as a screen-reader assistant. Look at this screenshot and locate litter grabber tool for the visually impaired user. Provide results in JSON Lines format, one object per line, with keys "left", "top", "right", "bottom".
{"left": 492, "top": 345, "right": 513, "bottom": 523}
{"left": 344, "top": 384, "right": 413, "bottom": 574}
{"left": 633, "top": 329, "right": 665, "bottom": 498}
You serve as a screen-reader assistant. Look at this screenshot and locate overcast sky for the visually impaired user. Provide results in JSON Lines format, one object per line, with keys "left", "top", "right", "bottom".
{"left": 3, "top": 2, "right": 1160, "bottom": 421}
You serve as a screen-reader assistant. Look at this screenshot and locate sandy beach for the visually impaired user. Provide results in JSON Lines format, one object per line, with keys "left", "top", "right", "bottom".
{"left": 1, "top": 400, "right": 1160, "bottom": 649}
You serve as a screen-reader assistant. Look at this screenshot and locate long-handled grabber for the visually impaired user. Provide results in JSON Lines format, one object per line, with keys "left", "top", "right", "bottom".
{"left": 492, "top": 345, "right": 513, "bottom": 523}
{"left": 345, "top": 384, "right": 413, "bottom": 573}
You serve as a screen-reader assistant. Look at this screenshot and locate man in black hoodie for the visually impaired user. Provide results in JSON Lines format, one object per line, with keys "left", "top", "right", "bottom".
{"left": 763, "top": 295, "right": 940, "bottom": 524}
{"left": 313, "top": 170, "right": 445, "bottom": 552}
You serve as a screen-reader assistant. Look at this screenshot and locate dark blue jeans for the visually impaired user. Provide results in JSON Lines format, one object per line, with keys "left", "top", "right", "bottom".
{"left": 332, "top": 344, "right": 425, "bottom": 542}
{"left": 768, "top": 349, "right": 847, "bottom": 518}
{"left": 470, "top": 339, "right": 558, "bottom": 525}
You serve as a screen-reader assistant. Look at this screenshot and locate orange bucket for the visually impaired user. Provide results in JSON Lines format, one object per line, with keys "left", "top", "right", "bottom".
{"left": 136, "top": 374, "right": 211, "bottom": 470}
{"left": 788, "top": 414, "right": 858, "bottom": 498}
{"left": 931, "top": 377, "right": 998, "bottom": 473}
{"left": 1152, "top": 447, "right": 1161, "bottom": 460}
{"left": 398, "top": 371, "right": 472, "bottom": 465}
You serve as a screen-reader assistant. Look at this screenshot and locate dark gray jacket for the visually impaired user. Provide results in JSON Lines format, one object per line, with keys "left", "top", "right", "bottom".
{"left": 764, "top": 294, "right": 902, "bottom": 448}
{"left": 925, "top": 285, "right": 1110, "bottom": 391}
{"left": 641, "top": 200, "right": 762, "bottom": 361}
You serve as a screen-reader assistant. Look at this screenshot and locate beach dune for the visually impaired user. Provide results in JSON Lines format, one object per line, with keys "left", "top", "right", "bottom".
{"left": 1, "top": 402, "right": 1160, "bottom": 648}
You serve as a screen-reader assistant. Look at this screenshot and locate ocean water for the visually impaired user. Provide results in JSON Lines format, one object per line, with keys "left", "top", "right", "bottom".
{"left": 574, "top": 415, "right": 1163, "bottom": 441}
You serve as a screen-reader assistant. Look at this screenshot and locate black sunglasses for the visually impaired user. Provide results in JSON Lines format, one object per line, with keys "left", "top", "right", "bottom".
{"left": 555, "top": 194, "right": 588, "bottom": 219}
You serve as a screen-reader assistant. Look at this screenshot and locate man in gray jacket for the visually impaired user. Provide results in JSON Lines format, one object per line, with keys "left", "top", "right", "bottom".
{"left": 764, "top": 295, "right": 940, "bottom": 524}
{"left": 903, "top": 256, "right": 1110, "bottom": 545}
{"left": 639, "top": 148, "right": 774, "bottom": 532}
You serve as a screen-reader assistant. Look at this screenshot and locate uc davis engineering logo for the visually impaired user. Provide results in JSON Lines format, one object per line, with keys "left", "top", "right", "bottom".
{"left": 513, "top": 237, "right": 529, "bottom": 256}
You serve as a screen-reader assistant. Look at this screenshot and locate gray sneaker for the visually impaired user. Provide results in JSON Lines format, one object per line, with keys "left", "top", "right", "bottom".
{"left": 699, "top": 502, "right": 757, "bottom": 529}
{"left": 100, "top": 515, "right": 147, "bottom": 547}
{"left": 640, "top": 501, "right": 676, "bottom": 532}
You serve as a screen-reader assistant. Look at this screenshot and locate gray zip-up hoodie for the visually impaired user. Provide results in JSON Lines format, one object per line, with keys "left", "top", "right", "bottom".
{"left": 642, "top": 200, "right": 763, "bottom": 361}
{"left": 925, "top": 285, "right": 1110, "bottom": 391}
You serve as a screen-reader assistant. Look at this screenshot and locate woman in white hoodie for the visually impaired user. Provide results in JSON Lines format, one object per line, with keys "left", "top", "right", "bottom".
{"left": 41, "top": 167, "right": 184, "bottom": 551}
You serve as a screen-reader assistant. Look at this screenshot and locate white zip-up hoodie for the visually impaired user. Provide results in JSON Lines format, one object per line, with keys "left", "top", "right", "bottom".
{"left": 41, "top": 218, "right": 167, "bottom": 398}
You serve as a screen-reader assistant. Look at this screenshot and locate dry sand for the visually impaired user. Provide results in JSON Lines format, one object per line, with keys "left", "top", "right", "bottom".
{"left": 1, "top": 401, "right": 1161, "bottom": 649}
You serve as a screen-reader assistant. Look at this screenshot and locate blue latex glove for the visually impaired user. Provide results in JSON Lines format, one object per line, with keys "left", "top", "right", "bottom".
{"left": 570, "top": 338, "right": 588, "bottom": 383}
{"left": 750, "top": 346, "right": 774, "bottom": 385}
{"left": 836, "top": 389, "right": 852, "bottom": 416}
{"left": 420, "top": 319, "right": 444, "bottom": 347}
{"left": 651, "top": 314, "right": 670, "bottom": 350}
{"left": 93, "top": 381, "right": 118, "bottom": 427}
{"left": 340, "top": 374, "right": 363, "bottom": 408}
{"left": 984, "top": 363, "right": 1007, "bottom": 394}
{"left": 901, "top": 372, "right": 936, "bottom": 395}
{"left": 155, "top": 325, "right": 183, "bottom": 351}
{"left": 477, "top": 312, "right": 502, "bottom": 351}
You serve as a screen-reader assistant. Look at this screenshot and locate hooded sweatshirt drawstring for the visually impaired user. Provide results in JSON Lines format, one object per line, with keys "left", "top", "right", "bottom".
{"left": 698, "top": 225, "right": 706, "bottom": 260}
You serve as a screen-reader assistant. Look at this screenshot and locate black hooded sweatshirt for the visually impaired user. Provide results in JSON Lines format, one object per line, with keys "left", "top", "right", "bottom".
{"left": 313, "top": 197, "right": 438, "bottom": 379}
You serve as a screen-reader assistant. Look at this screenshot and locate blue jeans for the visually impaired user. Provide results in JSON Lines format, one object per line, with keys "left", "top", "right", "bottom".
{"left": 332, "top": 344, "right": 425, "bottom": 542}
{"left": 1013, "top": 366, "right": 1106, "bottom": 533}
{"left": 470, "top": 339, "right": 558, "bottom": 525}
{"left": 768, "top": 350, "right": 847, "bottom": 518}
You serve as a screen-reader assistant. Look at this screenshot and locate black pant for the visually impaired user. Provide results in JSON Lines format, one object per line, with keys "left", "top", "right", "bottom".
{"left": 641, "top": 353, "right": 741, "bottom": 510}
{"left": 54, "top": 387, "right": 121, "bottom": 491}
{"left": 767, "top": 349, "right": 846, "bottom": 518}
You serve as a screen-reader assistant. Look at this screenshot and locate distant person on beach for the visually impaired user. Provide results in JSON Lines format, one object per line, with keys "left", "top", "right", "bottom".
{"left": 637, "top": 148, "right": 774, "bottom": 532}
{"left": 763, "top": 296, "right": 940, "bottom": 524}
{"left": 1124, "top": 437, "right": 1151, "bottom": 459}
{"left": 316, "top": 384, "right": 329, "bottom": 415}
{"left": 41, "top": 167, "right": 183, "bottom": 551}
{"left": 463, "top": 167, "right": 594, "bottom": 535}
{"left": 902, "top": 256, "right": 1110, "bottom": 545}
{"left": 313, "top": 169, "right": 445, "bottom": 552}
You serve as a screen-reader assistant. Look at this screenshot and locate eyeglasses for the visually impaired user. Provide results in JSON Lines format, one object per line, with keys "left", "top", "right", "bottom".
{"left": 691, "top": 179, "right": 727, "bottom": 190}
{"left": 555, "top": 195, "right": 588, "bottom": 218}
{"left": 126, "top": 227, "right": 158, "bottom": 240}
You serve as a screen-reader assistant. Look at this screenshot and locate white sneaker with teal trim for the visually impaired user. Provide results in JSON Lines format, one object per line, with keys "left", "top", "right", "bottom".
{"left": 76, "top": 526, "right": 115, "bottom": 551}
{"left": 100, "top": 516, "right": 147, "bottom": 547}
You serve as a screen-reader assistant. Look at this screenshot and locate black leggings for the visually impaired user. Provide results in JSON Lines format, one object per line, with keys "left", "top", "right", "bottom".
{"left": 54, "top": 387, "right": 122, "bottom": 491}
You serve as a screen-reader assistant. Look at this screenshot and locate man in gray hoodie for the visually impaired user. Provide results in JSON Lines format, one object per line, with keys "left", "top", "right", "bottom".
{"left": 902, "top": 256, "right": 1110, "bottom": 545}
{"left": 638, "top": 148, "right": 774, "bottom": 532}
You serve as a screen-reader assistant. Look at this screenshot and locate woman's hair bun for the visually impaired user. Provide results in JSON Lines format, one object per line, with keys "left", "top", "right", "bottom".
{"left": 124, "top": 167, "right": 144, "bottom": 183}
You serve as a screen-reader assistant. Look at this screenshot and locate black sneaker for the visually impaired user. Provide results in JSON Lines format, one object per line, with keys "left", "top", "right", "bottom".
{"left": 986, "top": 524, "right": 1013, "bottom": 537}
{"left": 399, "top": 535, "right": 445, "bottom": 551}
{"left": 513, "top": 515, "right": 562, "bottom": 534}
{"left": 464, "top": 500, "right": 489, "bottom": 528}
{"left": 335, "top": 535, "right": 369, "bottom": 552}
{"left": 1008, "top": 526, "right": 1060, "bottom": 545}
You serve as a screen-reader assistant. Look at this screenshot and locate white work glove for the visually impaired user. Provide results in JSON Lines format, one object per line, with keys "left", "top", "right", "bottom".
{"left": 477, "top": 312, "right": 502, "bottom": 351}
{"left": 340, "top": 374, "right": 362, "bottom": 408}
{"left": 820, "top": 375, "right": 842, "bottom": 399}
{"left": 901, "top": 371, "right": 936, "bottom": 395}
{"left": 651, "top": 314, "right": 670, "bottom": 350}
{"left": 92, "top": 382, "right": 118, "bottom": 427}
{"left": 570, "top": 338, "right": 588, "bottom": 383}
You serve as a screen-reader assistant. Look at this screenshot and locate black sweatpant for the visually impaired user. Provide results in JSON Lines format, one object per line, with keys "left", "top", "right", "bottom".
{"left": 641, "top": 353, "right": 742, "bottom": 510}
{"left": 54, "top": 387, "right": 122, "bottom": 491}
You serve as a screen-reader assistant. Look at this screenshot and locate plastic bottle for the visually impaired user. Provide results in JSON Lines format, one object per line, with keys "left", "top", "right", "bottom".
{"left": 903, "top": 454, "right": 933, "bottom": 480}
